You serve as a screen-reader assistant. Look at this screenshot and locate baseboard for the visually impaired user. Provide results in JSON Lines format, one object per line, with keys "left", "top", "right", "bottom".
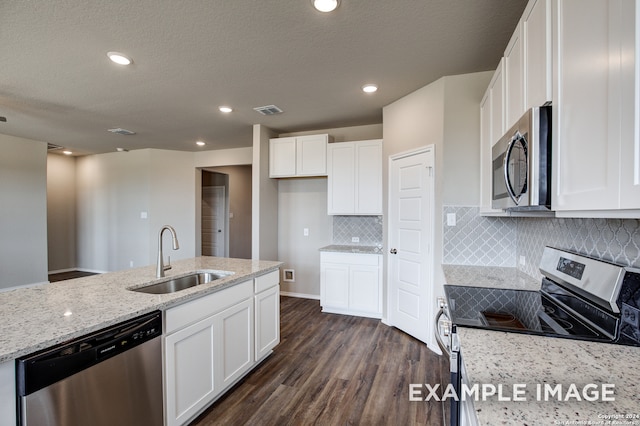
{"left": 48, "top": 268, "right": 77, "bottom": 275}
{"left": 280, "top": 291, "right": 320, "bottom": 300}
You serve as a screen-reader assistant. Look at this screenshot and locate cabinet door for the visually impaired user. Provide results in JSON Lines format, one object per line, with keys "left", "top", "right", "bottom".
{"left": 269, "top": 137, "right": 297, "bottom": 177}
{"left": 479, "top": 90, "right": 508, "bottom": 216}
{"left": 504, "top": 22, "right": 524, "bottom": 129}
{"left": 165, "top": 315, "right": 217, "bottom": 426}
{"left": 349, "top": 264, "right": 381, "bottom": 315}
{"left": 553, "top": 0, "right": 623, "bottom": 211}
{"left": 297, "top": 134, "right": 328, "bottom": 176}
{"left": 255, "top": 285, "right": 280, "bottom": 360}
{"left": 523, "top": 0, "right": 552, "bottom": 110}
{"left": 620, "top": 0, "right": 640, "bottom": 209}
{"left": 214, "top": 298, "right": 254, "bottom": 391}
{"left": 327, "top": 142, "right": 356, "bottom": 214}
{"left": 320, "top": 262, "right": 350, "bottom": 309}
{"left": 356, "top": 140, "right": 383, "bottom": 214}
{"left": 489, "top": 58, "right": 505, "bottom": 144}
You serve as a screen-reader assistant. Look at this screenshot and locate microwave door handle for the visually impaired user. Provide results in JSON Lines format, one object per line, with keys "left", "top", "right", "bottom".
{"left": 503, "top": 134, "right": 520, "bottom": 204}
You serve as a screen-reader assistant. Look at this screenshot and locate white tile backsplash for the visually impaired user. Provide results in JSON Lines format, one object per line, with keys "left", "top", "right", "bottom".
{"left": 333, "top": 216, "right": 383, "bottom": 246}
{"left": 442, "top": 206, "right": 640, "bottom": 279}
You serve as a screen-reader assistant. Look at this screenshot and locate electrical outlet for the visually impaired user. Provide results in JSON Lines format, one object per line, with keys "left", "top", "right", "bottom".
{"left": 519, "top": 255, "right": 526, "bottom": 266}
{"left": 130, "top": 260, "right": 134, "bottom": 268}
{"left": 351, "top": 237, "right": 360, "bottom": 243}
{"left": 303, "top": 228, "right": 309, "bottom": 236}
{"left": 446, "top": 213, "right": 456, "bottom": 226}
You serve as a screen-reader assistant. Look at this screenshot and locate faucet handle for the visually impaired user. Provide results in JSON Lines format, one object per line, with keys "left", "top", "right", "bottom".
{"left": 164, "top": 256, "right": 172, "bottom": 272}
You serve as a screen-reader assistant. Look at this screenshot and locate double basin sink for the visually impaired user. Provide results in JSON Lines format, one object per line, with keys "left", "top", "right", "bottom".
{"left": 130, "top": 270, "right": 233, "bottom": 294}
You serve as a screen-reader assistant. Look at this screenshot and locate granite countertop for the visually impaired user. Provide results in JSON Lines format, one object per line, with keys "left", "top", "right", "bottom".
{"left": 319, "top": 244, "right": 383, "bottom": 254}
{"left": 0, "top": 257, "right": 282, "bottom": 363}
{"left": 442, "top": 264, "right": 541, "bottom": 290}
{"left": 442, "top": 264, "right": 640, "bottom": 425}
{"left": 459, "top": 328, "right": 640, "bottom": 425}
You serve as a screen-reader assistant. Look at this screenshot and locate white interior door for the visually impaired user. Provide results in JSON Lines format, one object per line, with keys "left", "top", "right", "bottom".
{"left": 387, "top": 147, "right": 434, "bottom": 344}
{"left": 202, "top": 186, "right": 226, "bottom": 257}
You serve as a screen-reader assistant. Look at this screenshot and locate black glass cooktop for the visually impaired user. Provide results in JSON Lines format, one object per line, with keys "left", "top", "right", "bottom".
{"left": 443, "top": 282, "right": 616, "bottom": 343}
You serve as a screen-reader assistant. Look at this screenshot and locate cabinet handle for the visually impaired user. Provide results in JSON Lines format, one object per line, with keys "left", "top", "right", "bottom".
{"left": 390, "top": 248, "right": 397, "bottom": 254}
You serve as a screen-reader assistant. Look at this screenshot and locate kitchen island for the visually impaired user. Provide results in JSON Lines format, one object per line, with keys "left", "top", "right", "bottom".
{"left": 0, "top": 257, "right": 282, "bottom": 425}
{"left": 443, "top": 264, "right": 640, "bottom": 425}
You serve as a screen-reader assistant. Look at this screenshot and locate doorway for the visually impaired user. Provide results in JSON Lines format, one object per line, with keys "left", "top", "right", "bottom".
{"left": 201, "top": 167, "right": 252, "bottom": 259}
{"left": 387, "top": 146, "right": 435, "bottom": 345}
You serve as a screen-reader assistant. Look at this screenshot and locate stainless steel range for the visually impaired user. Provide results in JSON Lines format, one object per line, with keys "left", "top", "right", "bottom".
{"left": 443, "top": 247, "right": 640, "bottom": 346}
{"left": 435, "top": 247, "right": 640, "bottom": 426}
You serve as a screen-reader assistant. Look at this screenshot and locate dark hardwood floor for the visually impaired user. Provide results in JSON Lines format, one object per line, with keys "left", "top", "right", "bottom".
{"left": 191, "top": 296, "right": 448, "bottom": 426}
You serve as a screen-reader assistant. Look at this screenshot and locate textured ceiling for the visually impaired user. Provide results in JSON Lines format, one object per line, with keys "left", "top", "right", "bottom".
{"left": 0, "top": 0, "right": 527, "bottom": 155}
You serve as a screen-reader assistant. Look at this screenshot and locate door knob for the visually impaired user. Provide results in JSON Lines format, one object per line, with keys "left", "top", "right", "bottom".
{"left": 390, "top": 248, "right": 397, "bottom": 254}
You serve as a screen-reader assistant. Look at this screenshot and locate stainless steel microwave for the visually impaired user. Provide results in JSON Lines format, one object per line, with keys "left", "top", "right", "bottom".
{"left": 491, "top": 106, "right": 552, "bottom": 211}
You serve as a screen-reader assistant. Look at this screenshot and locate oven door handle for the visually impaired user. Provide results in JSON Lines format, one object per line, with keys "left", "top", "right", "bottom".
{"left": 434, "top": 308, "right": 452, "bottom": 357}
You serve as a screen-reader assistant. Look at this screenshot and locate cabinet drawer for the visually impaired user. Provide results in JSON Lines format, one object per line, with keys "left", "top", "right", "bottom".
{"left": 165, "top": 280, "right": 253, "bottom": 334}
{"left": 255, "top": 270, "right": 279, "bottom": 293}
{"left": 320, "top": 252, "right": 381, "bottom": 266}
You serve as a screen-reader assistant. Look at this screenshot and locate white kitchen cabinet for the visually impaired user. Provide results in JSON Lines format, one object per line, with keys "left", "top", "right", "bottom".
{"left": 320, "top": 252, "right": 382, "bottom": 318}
{"left": 504, "top": 22, "right": 524, "bottom": 129}
{"left": 489, "top": 59, "right": 505, "bottom": 145}
{"left": 165, "top": 280, "right": 253, "bottom": 426}
{"left": 0, "top": 361, "right": 15, "bottom": 426}
{"left": 523, "top": 0, "right": 552, "bottom": 110}
{"left": 269, "top": 134, "right": 329, "bottom": 178}
{"left": 327, "top": 139, "right": 383, "bottom": 215}
{"left": 215, "top": 298, "right": 254, "bottom": 391}
{"left": 552, "top": 0, "right": 640, "bottom": 215}
{"left": 479, "top": 66, "right": 508, "bottom": 216}
{"left": 254, "top": 270, "right": 280, "bottom": 361}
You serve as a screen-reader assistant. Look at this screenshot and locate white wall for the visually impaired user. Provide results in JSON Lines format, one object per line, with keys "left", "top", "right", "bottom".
{"left": 277, "top": 178, "right": 333, "bottom": 297}
{"left": 252, "top": 124, "right": 279, "bottom": 261}
{"left": 382, "top": 71, "right": 492, "bottom": 308}
{"left": 0, "top": 134, "right": 48, "bottom": 289}
{"left": 47, "top": 153, "right": 77, "bottom": 272}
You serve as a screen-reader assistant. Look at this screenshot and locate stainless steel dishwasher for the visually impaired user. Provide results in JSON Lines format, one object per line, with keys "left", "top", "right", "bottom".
{"left": 16, "top": 310, "right": 163, "bottom": 426}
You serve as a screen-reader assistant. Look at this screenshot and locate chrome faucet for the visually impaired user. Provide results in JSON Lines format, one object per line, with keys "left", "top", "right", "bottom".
{"left": 157, "top": 225, "right": 180, "bottom": 278}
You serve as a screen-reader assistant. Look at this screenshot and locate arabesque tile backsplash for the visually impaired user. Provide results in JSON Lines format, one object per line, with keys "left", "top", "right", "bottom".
{"left": 443, "top": 206, "right": 640, "bottom": 280}
{"left": 333, "top": 216, "right": 383, "bottom": 246}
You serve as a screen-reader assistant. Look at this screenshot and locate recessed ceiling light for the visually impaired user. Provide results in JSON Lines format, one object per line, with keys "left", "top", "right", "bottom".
{"left": 362, "top": 84, "right": 378, "bottom": 93}
{"left": 196, "top": 141, "right": 206, "bottom": 146}
{"left": 313, "top": 0, "right": 340, "bottom": 12}
{"left": 107, "top": 51, "right": 132, "bottom": 65}
{"left": 219, "top": 106, "right": 233, "bottom": 113}
{"left": 63, "top": 150, "right": 73, "bottom": 155}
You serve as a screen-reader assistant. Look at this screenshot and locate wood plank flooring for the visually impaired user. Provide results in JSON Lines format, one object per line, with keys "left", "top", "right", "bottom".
{"left": 191, "top": 296, "right": 448, "bottom": 426}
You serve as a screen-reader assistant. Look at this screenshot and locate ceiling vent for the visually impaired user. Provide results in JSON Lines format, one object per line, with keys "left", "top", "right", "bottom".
{"left": 47, "top": 143, "right": 63, "bottom": 151}
{"left": 253, "top": 105, "right": 284, "bottom": 116}
{"left": 108, "top": 128, "right": 136, "bottom": 135}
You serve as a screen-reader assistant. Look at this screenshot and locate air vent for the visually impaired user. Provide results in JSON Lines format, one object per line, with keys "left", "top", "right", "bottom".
{"left": 47, "top": 143, "right": 63, "bottom": 151}
{"left": 0, "top": 116, "right": 7, "bottom": 122}
{"left": 253, "top": 105, "right": 284, "bottom": 116}
{"left": 108, "top": 128, "right": 136, "bottom": 135}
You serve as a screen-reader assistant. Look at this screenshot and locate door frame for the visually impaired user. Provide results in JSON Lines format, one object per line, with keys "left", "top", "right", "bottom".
{"left": 385, "top": 145, "right": 437, "bottom": 351}
{"left": 202, "top": 185, "right": 229, "bottom": 257}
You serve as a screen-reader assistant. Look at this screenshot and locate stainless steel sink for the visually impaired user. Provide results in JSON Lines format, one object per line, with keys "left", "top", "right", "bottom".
{"left": 130, "top": 271, "right": 232, "bottom": 294}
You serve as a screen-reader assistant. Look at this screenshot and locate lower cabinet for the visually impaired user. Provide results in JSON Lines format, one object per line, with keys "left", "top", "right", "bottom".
{"left": 164, "top": 270, "right": 279, "bottom": 426}
{"left": 320, "top": 252, "right": 382, "bottom": 318}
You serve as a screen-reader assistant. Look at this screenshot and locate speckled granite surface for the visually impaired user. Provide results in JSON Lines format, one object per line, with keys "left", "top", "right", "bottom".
{"left": 319, "top": 245, "right": 383, "bottom": 254}
{"left": 442, "top": 264, "right": 541, "bottom": 290}
{"left": 458, "top": 328, "right": 640, "bottom": 426}
{"left": 0, "top": 257, "right": 281, "bottom": 363}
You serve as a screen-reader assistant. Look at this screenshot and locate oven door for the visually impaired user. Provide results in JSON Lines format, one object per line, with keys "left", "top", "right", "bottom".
{"left": 434, "top": 299, "right": 460, "bottom": 426}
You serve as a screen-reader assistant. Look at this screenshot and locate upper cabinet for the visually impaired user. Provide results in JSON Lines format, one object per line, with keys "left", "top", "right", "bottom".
{"left": 483, "top": 0, "right": 640, "bottom": 217}
{"left": 327, "top": 139, "right": 383, "bottom": 215}
{"left": 269, "top": 134, "right": 330, "bottom": 178}
{"left": 523, "top": 0, "right": 552, "bottom": 110}
{"left": 552, "top": 0, "right": 640, "bottom": 215}
{"left": 480, "top": 64, "right": 509, "bottom": 216}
